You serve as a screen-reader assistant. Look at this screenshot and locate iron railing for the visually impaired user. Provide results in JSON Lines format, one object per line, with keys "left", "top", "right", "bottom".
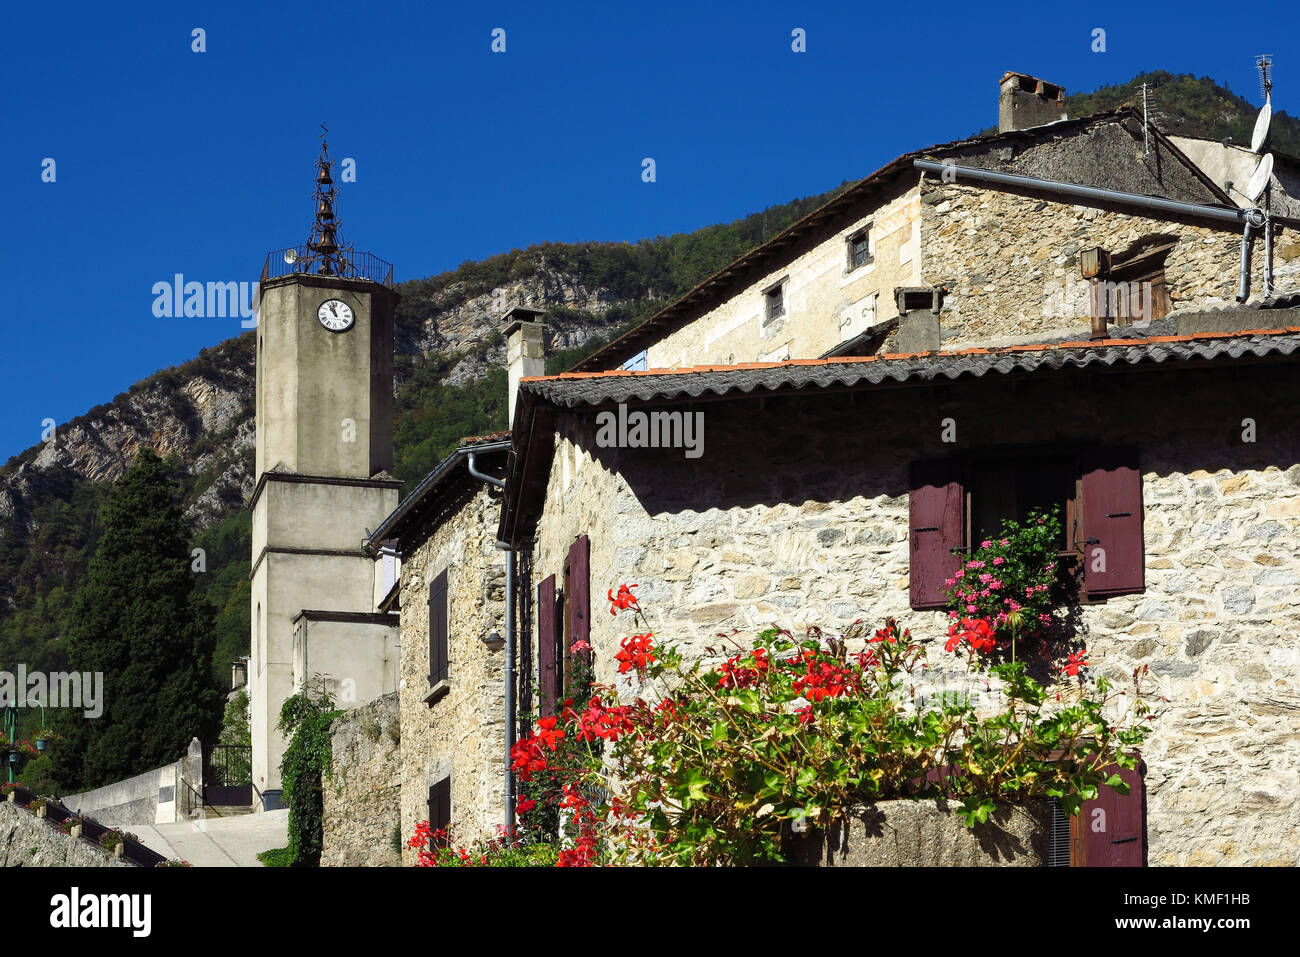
{"left": 261, "top": 246, "right": 394, "bottom": 288}
{"left": 5, "top": 786, "right": 167, "bottom": 867}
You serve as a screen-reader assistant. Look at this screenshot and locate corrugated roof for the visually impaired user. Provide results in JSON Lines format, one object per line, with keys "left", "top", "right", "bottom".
{"left": 523, "top": 327, "right": 1300, "bottom": 407}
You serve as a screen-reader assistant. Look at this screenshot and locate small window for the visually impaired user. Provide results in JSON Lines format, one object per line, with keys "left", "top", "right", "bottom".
{"left": 427, "top": 777, "right": 451, "bottom": 846}
{"left": 765, "top": 282, "right": 785, "bottom": 323}
{"left": 621, "top": 350, "right": 648, "bottom": 372}
{"left": 427, "top": 570, "right": 449, "bottom": 695}
{"left": 847, "top": 227, "right": 872, "bottom": 271}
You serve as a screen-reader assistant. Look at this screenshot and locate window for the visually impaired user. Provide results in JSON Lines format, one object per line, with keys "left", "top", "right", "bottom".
{"left": 1087, "top": 238, "right": 1175, "bottom": 327}
{"left": 908, "top": 448, "right": 1144, "bottom": 610}
{"left": 427, "top": 569, "right": 449, "bottom": 699}
{"left": 565, "top": 535, "right": 592, "bottom": 695}
{"left": 537, "top": 574, "right": 562, "bottom": 716}
{"left": 764, "top": 281, "right": 785, "bottom": 323}
{"left": 427, "top": 777, "right": 451, "bottom": 846}
{"left": 621, "top": 350, "right": 648, "bottom": 372}
{"left": 847, "top": 227, "right": 872, "bottom": 272}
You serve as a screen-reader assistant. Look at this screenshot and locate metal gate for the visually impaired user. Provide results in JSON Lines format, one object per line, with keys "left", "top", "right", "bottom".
{"left": 204, "top": 744, "right": 253, "bottom": 806}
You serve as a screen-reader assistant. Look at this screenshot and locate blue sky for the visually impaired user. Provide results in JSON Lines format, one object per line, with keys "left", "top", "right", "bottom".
{"left": 1, "top": 0, "right": 1295, "bottom": 463}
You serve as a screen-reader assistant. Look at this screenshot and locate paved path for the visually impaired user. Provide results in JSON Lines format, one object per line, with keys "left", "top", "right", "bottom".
{"left": 101, "top": 810, "right": 289, "bottom": 867}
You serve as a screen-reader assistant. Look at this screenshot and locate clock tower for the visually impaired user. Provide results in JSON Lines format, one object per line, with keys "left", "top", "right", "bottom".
{"left": 249, "top": 130, "right": 402, "bottom": 804}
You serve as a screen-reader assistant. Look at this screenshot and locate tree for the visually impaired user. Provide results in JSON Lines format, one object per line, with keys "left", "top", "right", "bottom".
{"left": 54, "top": 449, "right": 221, "bottom": 791}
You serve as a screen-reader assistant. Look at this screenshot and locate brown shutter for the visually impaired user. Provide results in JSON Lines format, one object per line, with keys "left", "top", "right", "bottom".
{"left": 428, "top": 570, "right": 448, "bottom": 684}
{"left": 537, "top": 574, "right": 559, "bottom": 716}
{"left": 1080, "top": 447, "right": 1144, "bottom": 597}
{"left": 1078, "top": 759, "right": 1145, "bottom": 866}
{"left": 567, "top": 535, "right": 591, "bottom": 686}
{"left": 427, "top": 777, "right": 451, "bottom": 845}
{"left": 908, "top": 459, "right": 965, "bottom": 610}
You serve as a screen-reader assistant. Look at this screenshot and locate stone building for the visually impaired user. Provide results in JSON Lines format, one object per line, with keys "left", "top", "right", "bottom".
{"left": 310, "top": 73, "right": 1300, "bottom": 865}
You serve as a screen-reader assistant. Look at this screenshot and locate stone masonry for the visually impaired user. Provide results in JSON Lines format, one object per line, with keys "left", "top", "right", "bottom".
{"left": 528, "top": 362, "right": 1300, "bottom": 866}
{"left": 322, "top": 691, "right": 400, "bottom": 867}
{"left": 398, "top": 484, "right": 508, "bottom": 861}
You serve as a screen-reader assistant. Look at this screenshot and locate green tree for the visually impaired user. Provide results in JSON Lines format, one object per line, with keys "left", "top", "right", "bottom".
{"left": 54, "top": 450, "right": 222, "bottom": 790}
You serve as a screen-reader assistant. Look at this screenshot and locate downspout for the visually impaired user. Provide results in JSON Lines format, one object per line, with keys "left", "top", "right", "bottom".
{"left": 468, "top": 449, "right": 517, "bottom": 830}
{"left": 912, "top": 159, "right": 1267, "bottom": 308}
{"left": 495, "top": 541, "right": 516, "bottom": 831}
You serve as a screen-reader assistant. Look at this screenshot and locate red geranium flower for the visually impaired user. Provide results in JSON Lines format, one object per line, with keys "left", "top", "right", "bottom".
{"left": 614, "top": 633, "right": 656, "bottom": 674}
{"left": 1061, "top": 649, "right": 1090, "bottom": 677}
{"left": 608, "top": 584, "right": 640, "bottom": 615}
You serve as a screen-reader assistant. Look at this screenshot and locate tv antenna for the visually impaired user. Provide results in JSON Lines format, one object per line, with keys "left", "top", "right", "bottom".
{"left": 1239, "top": 56, "right": 1278, "bottom": 300}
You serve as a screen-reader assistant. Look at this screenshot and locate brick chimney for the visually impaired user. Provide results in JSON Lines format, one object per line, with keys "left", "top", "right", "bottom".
{"left": 504, "top": 305, "right": 546, "bottom": 425}
{"left": 999, "top": 72, "right": 1067, "bottom": 132}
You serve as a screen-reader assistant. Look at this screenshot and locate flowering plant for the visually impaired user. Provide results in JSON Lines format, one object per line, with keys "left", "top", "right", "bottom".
{"left": 945, "top": 507, "right": 1064, "bottom": 656}
{"left": 406, "top": 822, "right": 559, "bottom": 867}
{"left": 489, "top": 583, "right": 1157, "bottom": 866}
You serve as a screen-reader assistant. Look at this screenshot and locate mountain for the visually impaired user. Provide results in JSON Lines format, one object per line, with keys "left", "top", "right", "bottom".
{"left": 1, "top": 68, "right": 1289, "bottom": 752}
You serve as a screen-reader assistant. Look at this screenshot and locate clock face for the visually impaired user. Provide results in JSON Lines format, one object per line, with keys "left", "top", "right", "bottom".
{"left": 317, "top": 298, "right": 355, "bottom": 332}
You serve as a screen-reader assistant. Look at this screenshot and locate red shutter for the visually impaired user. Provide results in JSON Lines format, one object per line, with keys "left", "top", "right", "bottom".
{"left": 908, "top": 460, "right": 965, "bottom": 610}
{"left": 1079, "top": 759, "right": 1145, "bottom": 866}
{"left": 428, "top": 570, "right": 448, "bottom": 684}
{"left": 537, "top": 574, "right": 559, "bottom": 716}
{"left": 567, "top": 535, "right": 591, "bottom": 685}
{"left": 1081, "top": 447, "right": 1144, "bottom": 597}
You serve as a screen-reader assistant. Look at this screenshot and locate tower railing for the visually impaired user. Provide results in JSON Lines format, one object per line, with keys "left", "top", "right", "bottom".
{"left": 261, "top": 247, "right": 395, "bottom": 288}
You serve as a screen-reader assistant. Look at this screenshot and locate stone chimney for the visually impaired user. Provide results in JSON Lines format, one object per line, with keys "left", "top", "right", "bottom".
{"left": 999, "top": 72, "right": 1067, "bottom": 133}
{"left": 504, "top": 305, "right": 546, "bottom": 425}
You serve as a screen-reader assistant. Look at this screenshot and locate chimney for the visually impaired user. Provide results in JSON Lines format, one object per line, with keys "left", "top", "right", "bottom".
{"left": 232, "top": 659, "right": 247, "bottom": 692}
{"left": 999, "top": 72, "right": 1067, "bottom": 133}
{"left": 504, "top": 305, "right": 546, "bottom": 425}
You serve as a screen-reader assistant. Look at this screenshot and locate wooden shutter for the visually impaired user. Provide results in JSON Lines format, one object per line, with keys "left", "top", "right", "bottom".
{"left": 567, "top": 535, "right": 591, "bottom": 685}
{"left": 538, "top": 574, "right": 560, "bottom": 716}
{"left": 1075, "top": 759, "right": 1145, "bottom": 866}
{"left": 427, "top": 777, "right": 451, "bottom": 846}
{"left": 428, "top": 570, "right": 448, "bottom": 684}
{"left": 1080, "top": 447, "right": 1144, "bottom": 597}
{"left": 908, "top": 459, "right": 965, "bottom": 610}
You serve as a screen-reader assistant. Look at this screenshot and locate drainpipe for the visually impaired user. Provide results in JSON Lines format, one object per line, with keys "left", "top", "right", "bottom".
{"left": 913, "top": 159, "right": 1266, "bottom": 227}
{"left": 1238, "top": 221, "right": 1255, "bottom": 302}
{"left": 468, "top": 449, "right": 515, "bottom": 829}
{"left": 913, "top": 159, "right": 1267, "bottom": 309}
{"left": 496, "top": 542, "right": 516, "bottom": 831}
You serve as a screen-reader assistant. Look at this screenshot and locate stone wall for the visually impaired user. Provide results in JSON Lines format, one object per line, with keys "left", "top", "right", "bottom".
{"left": 647, "top": 181, "right": 921, "bottom": 369}
{"left": 62, "top": 738, "right": 203, "bottom": 826}
{"left": 529, "top": 361, "right": 1300, "bottom": 866}
{"left": 321, "top": 692, "right": 400, "bottom": 867}
{"left": 398, "top": 484, "right": 508, "bottom": 861}
{"left": 1, "top": 802, "right": 131, "bottom": 867}
{"left": 919, "top": 178, "right": 1300, "bottom": 349}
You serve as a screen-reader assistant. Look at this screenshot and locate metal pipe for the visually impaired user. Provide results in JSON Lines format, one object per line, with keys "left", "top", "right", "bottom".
{"left": 1265, "top": 186, "right": 1274, "bottom": 298}
{"left": 913, "top": 159, "right": 1266, "bottom": 227}
{"left": 467, "top": 452, "right": 506, "bottom": 489}
{"left": 1238, "top": 221, "right": 1254, "bottom": 302}
{"left": 500, "top": 543, "right": 516, "bottom": 831}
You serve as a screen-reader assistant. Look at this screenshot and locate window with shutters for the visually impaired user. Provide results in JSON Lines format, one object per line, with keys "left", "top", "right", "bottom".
{"left": 426, "top": 569, "right": 450, "bottom": 704}
{"left": 908, "top": 448, "right": 1144, "bottom": 608}
{"left": 565, "top": 534, "right": 592, "bottom": 697}
{"left": 427, "top": 776, "right": 451, "bottom": 847}
{"left": 846, "top": 226, "right": 872, "bottom": 273}
{"left": 537, "top": 574, "right": 562, "bottom": 717}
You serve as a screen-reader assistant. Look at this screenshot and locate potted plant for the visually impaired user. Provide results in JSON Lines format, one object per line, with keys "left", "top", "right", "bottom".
{"left": 99, "top": 829, "right": 125, "bottom": 857}
{"left": 34, "top": 730, "right": 56, "bottom": 752}
{"left": 61, "top": 815, "right": 84, "bottom": 838}
{"left": 29, "top": 796, "right": 47, "bottom": 818}
{"left": 489, "top": 580, "right": 1156, "bottom": 867}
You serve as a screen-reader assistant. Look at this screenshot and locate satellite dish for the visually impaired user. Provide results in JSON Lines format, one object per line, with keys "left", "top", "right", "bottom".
{"left": 1251, "top": 97, "right": 1273, "bottom": 153}
{"left": 1246, "top": 152, "right": 1274, "bottom": 202}
{"left": 284, "top": 248, "right": 298, "bottom": 265}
